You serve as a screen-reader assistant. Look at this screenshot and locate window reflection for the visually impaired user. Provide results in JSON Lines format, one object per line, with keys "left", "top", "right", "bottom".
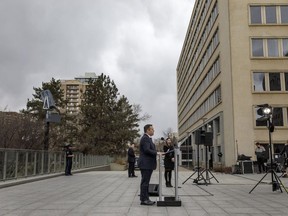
{"left": 285, "top": 73, "right": 288, "bottom": 91}
{"left": 267, "top": 39, "right": 279, "bottom": 57}
{"left": 250, "top": 6, "right": 262, "bottom": 24}
{"left": 266, "top": 6, "right": 277, "bottom": 23}
{"left": 273, "top": 107, "right": 283, "bottom": 126}
{"left": 253, "top": 73, "right": 265, "bottom": 91}
{"left": 269, "top": 73, "right": 281, "bottom": 91}
{"left": 283, "top": 39, "right": 288, "bottom": 57}
{"left": 280, "top": 6, "right": 288, "bottom": 23}
{"left": 252, "top": 39, "right": 264, "bottom": 56}
{"left": 255, "top": 108, "right": 267, "bottom": 126}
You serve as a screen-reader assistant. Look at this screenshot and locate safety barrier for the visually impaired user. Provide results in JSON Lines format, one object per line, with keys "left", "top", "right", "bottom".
{"left": 0, "top": 148, "right": 112, "bottom": 181}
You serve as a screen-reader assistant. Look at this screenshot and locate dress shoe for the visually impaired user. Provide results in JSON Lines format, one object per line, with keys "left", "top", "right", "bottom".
{"left": 132, "top": 175, "right": 138, "bottom": 177}
{"left": 140, "top": 200, "right": 155, "bottom": 205}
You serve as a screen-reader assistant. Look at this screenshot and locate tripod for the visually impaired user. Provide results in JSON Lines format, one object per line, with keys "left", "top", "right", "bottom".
{"left": 249, "top": 117, "right": 288, "bottom": 194}
{"left": 182, "top": 142, "right": 208, "bottom": 185}
{"left": 200, "top": 145, "right": 219, "bottom": 184}
{"left": 249, "top": 167, "right": 288, "bottom": 193}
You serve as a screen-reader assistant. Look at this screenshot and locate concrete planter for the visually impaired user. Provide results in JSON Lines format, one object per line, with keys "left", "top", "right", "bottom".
{"left": 110, "top": 163, "right": 127, "bottom": 171}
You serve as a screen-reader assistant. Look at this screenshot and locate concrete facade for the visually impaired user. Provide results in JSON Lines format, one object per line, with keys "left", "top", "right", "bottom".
{"left": 177, "top": 0, "right": 288, "bottom": 168}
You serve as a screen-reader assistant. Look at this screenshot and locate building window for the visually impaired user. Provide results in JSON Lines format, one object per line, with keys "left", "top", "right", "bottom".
{"left": 215, "top": 117, "right": 220, "bottom": 133}
{"left": 251, "top": 38, "right": 288, "bottom": 58}
{"left": 250, "top": 5, "right": 288, "bottom": 24}
{"left": 265, "top": 6, "right": 277, "bottom": 24}
{"left": 269, "top": 73, "right": 281, "bottom": 91}
{"left": 255, "top": 107, "right": 284, "bottom": 127}
{"left": 253, "top": 72, "right": 287, "bottom": 92}
{"left": 285, "top": 73, "right": 288, "bottom": 91}
{"left": 255, "top": 107, "right": 267, "bottom": 126}
{"left": 267, "top": 39, "right": 279, "bottom": 57}
{"left": 273, "top": 107, "right": 283, "bottom": 126}
{"left": 252, "top": 39, "right": 264, "bottom": 56}
{"left": 179, "top": 86, "right": 222, "bottom": 134}
{"left": 253, "top": 72, "right": 266, "bottom": 91}
{"left": 283, "top": 39, "right": 288, "bottom": 57}
{"left": 215, "top": 86, "right": 221, "bottom": 103}
{"left": 250, "top": 6, "right": 262, "bottom": 24}
{"left": 286, "top": 108, "right": 288, "bottom": 126}
{"left": 280, "top": 6, "right": 288, "bottom": 23}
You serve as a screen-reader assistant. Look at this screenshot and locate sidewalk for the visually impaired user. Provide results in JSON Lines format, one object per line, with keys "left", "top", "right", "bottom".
{"left": 0, "top": 169, "right": 288, "bottom": 216}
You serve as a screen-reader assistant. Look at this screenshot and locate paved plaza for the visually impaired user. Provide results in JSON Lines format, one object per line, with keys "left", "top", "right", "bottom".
{"left": 0, "top": 169, "right": 288, "bottom": 216}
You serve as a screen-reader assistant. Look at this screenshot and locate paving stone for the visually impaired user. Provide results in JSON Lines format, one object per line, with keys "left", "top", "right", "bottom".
{"left": 0, "top": 170, "right": 287, "bottom": 216}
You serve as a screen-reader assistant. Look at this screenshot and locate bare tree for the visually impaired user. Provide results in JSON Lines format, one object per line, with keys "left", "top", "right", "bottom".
{"left": 162, "top": 127, "right": 174, "bottom": 138}
{"left": 133, "top": 104, "right": 151, "bottom": 121}
{"left": 0, "top": 112, "right": 44, "bottom": 149}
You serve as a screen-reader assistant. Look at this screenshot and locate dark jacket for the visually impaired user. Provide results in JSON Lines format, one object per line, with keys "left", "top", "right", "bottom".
{"left": 65, "top": 148, "right": 73, "bottom": 161}
{"left": 128, "top": 147, "right": 136, "bottom": 163}
{"left": 163, "top": 145, "right": 174, "bottom": 170}
{"left": 138, "top": 134, "right": 157, "bottom": 170}
{"left": 280, "top": 145, "right": 288, "bottom": 156}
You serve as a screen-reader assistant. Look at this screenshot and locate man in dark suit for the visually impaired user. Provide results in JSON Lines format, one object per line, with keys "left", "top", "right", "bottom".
{"left": 128, "top": 143, "right": 137, "bottom": 177}
{"left": 138, "top": 124, "right": 158, "bottom": 205}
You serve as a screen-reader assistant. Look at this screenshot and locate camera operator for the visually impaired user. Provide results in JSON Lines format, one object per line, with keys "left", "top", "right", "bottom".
{"left": 280, "top": 141, "right": 288, "bottom": 177}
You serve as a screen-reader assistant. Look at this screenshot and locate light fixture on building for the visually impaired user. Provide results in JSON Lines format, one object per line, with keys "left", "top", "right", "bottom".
{"left": 256, "top": 104, "right": 272, "bottom": 120}
{"left": 256, "top": 104, "right": 274, "bottom": 132}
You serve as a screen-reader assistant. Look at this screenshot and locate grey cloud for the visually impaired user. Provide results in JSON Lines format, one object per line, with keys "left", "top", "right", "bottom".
{"left": 0, "top": 0, "right": 195, "bottom": 137}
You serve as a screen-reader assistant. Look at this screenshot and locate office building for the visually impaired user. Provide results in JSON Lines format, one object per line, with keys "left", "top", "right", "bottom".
{"left": 177, "top": 0, "right": 288, "bottom": 168}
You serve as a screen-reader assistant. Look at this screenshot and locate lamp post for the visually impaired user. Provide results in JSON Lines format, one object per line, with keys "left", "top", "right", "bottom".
{"left": 44, "top": 120, "right": 50, "bottom": 151}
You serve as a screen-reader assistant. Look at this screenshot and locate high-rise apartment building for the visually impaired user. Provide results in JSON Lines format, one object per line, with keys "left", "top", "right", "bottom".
{"left": 60, "top": 73, "right": 97, "bottom": 114}
{"left": 177, "top": 0, "right": 288, "bottom": 168}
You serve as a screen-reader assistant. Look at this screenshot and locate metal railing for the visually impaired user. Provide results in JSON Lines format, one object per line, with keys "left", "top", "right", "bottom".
{"left": 0, "top": 148, "right": 112, "bottom": 181}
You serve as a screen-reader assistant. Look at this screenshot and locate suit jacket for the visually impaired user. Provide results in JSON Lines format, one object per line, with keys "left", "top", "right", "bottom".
{"left": 138, "top": 134, "right": 157, "bottom": 170}
{"left": 127, "top": 147, "right": 136, "bottom": 163}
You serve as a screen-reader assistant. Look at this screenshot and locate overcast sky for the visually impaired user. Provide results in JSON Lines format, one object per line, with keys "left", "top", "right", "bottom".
{"left": 0, "top": 0, "right": 195, "bottom": 138}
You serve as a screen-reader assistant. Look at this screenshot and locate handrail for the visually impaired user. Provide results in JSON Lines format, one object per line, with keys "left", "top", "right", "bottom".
{"left": 0, "top": 148, "right": 112, "bottom": 181}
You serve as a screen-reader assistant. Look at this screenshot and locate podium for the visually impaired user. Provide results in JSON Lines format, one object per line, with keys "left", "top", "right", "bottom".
{"left": 157, "top": 148, "right": 181, "bottom": 207}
